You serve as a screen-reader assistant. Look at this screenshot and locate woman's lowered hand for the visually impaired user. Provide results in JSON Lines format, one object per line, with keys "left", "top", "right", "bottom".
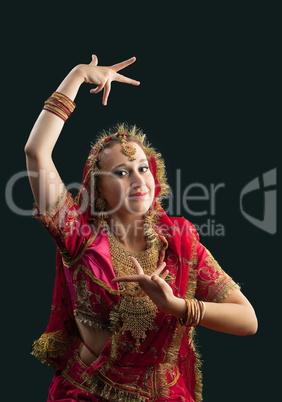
{"left": 111, "top": 257, "right": 187, "bottom": 319}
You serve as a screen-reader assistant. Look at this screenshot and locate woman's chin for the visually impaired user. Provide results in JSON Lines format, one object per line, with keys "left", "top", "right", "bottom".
{"left": 122, "top": 201, "right": 152, "bottom": 216}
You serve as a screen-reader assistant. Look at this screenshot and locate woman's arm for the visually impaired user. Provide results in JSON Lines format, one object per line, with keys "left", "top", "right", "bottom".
{"left": 166, "top": 288, "right": 257, "bottom": 335}
{"left": 200, "top": 288, "right": 258, "bottom": 335}
{"left": 24, "top": 66, "right": 83, "bottom": 211}
{"left": 112, "top": 257, "right": 258, "bottom": 336}
{"left": 25, "top": 55, "right": 140, "bottom": 211}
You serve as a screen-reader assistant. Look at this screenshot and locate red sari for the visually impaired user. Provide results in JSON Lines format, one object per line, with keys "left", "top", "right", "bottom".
{"left": 32, "top": 188, "right": 239, "bottom": 402}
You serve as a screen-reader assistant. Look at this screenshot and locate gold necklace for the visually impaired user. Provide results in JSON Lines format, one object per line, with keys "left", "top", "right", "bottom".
{"left": 107, "top": 227, "right": 163, "bottom": 347}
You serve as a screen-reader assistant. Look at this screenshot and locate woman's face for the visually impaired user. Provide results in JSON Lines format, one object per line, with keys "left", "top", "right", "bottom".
{"left": 98, "top": 142, "right": 155, "bottom": 218}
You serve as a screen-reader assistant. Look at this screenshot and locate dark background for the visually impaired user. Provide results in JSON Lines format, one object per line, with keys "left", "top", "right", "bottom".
{"left": 2, "top": 3, "right": 280, "bottom": 401}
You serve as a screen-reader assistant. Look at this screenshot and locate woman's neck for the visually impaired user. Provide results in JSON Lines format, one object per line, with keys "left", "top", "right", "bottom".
{"left": 108, "top": 215, "right": 147, "bottom": 252}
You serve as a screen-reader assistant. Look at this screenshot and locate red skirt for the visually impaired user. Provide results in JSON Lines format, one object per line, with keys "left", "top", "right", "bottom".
{"left": 47, "top": 351, "right": 194, "bottom": 402}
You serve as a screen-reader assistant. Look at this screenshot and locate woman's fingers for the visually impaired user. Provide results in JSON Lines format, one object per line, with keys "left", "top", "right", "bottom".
{"left": 110, "top": 56, "right": 136, "bottom": 72}
{"left": 111, "top": 274, "right": 144, "bottom": 283}
{"left": 111, "top": 257, "right": 145, "bottom": 282}
{"left": 126, "top": 258, "right": 167, "bottom": 279}
{"left": 151, "top": 268, "right": 168, "bottom": 283}
{"left": 88, "top": 55, "right": 139, "bottom": 104}
{"left": 102, "top": 81, "right": 111, "bottom": 106}
{"left": 114, "top": 72, "right": 140, "bottom": 86}
{"left": 90, "top": 84, "right": 103, "bottom": 94}
{"left": 159, "top": 269, "right": 169, "bottom": 280}
{"left": 130, "top": 256, "right": 143, "bottom": 275}
{"left": 152, "top": 262, "right": 167, "bottom": 277}
{"left": 90, "top": 54, "right": 98, "bottom": 66}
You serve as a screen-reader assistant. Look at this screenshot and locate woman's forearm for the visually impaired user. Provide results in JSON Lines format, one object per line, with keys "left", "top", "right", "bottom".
{"left": 25, "top": 65, "right": 85, "bottom": 157}
{"left": 169, "top": 289, "right": 257, "bottom": 336}
{"left": 200, "top": 299, "right": 258, "bottom": 335}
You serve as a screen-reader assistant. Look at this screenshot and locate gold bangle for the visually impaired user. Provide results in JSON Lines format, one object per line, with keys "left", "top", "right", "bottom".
{"left": 43, "top": 103, "right": 69, "bottom": 121}
{"left": 43, "top": 91, "right": 76, "bottom": 122}
{"left": 194, "top": 300, "right": 201, "bottom": 327}
{"left": 44, "top": 101, "right": 69, "bottom": 116}
{"left": 180, "top": 298, "right": 206, "bottom": 327}
{"left": 52, "top": 91, "right": 76, "bottom": 112}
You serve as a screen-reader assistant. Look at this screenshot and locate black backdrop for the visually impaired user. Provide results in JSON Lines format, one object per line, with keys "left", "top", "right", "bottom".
{"left": 2, "top": 4, "right": 280, "bottom": 401}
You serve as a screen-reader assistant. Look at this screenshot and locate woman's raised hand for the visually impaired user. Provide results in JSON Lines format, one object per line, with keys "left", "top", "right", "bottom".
{"left": 81, "top": 55, "right": 140, "bottom": 105}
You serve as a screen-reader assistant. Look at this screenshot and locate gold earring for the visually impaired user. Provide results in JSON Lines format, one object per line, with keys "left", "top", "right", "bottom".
{"left": 96, "top": 197, "right": 105, "bottom": 211}
{"left": 96, "top": 197, "right": 108, "bottom": 222}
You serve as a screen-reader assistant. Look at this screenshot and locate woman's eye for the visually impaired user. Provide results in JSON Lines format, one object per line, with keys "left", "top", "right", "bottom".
{"left": 114, "top": 166, "right": 148, "bottom": 176}
{"left": 114, "top": 170, "right": 127, "bottom": 177}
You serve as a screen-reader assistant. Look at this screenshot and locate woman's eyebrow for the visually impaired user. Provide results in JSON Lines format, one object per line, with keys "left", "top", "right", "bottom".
{"left": 112, "top": 158, "right": 148, "bottom": 170}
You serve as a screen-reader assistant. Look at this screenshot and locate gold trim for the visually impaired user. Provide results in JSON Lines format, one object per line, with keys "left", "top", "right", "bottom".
{"left": 62, "top": 230, "right": 98, "bottom": 268}
{"left": 80, "top": 364, "right": 181, "bottom": 401}
{"left": 33, "top": 186, "right": 69, "bottom": 219}
{"left": 61, "top": 372, "right": 92, "bottom": 394}
{"left": 31, "top": 329, "right": 74, "bottom": 367}
{"left": 73, "top": 264, "right": 120, "bottom": 295}
{"left": 214, "top": 282, "right": 241, "bottom": 303}
{"left": 184, "top": 235, "right": 203, "bottom": 402}
{"left": 185, "top": 236, "right": 198, "bottom": 299}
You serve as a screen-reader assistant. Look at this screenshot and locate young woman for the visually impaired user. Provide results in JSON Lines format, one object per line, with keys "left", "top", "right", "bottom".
{"left": 25, "top": 54, "right": 258, "bottom": 402}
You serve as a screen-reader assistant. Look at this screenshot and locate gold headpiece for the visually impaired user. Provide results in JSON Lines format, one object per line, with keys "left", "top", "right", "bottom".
{"left": 118, "top": 133, "right": 137, "bottom": 161}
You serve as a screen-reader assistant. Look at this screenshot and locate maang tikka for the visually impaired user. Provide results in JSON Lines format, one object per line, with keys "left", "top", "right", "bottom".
{"left": 118, "top": 133, "right": 136, "bottom": 161}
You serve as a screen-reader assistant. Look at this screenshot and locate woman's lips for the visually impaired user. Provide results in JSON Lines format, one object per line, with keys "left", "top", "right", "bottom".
{"left": 129, "top": 191, "right": 149, "bottom": 198}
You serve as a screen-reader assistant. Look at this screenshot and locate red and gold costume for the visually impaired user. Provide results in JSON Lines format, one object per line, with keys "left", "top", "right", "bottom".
{"left": 32, "top": 125, "right": 239, "bottom": 401}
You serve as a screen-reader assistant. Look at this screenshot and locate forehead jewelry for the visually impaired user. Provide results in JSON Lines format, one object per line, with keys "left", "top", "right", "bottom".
{"left": 118, "top": 133, "right": 136, "bottom": 161}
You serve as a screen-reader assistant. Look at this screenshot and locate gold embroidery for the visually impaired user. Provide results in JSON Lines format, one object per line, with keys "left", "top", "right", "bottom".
{"left": 79, "top": 363, "right": 181, "bottom": 401}
{"left": 185, "top": 236, "right": 198, "bottom": 299}
{"left": 62, "top": 372, "right": 93, "bottom": 394}
{"left": 107, "top": 229, "right": 164, "bottom": 348}
{"left": 33, "top": 186, "right": 69, "bottom": 218}
{"left": 74, "top": 276, "right": 93, "bottom": 309}
{"left": 197, "top": 246, "right": 240, "bottom": 302}
{"left": 33, "top": 186, "right": 78, "bottom": 242}
{"left": 215, "top": 281, "right": 241, "bottom": 302}
{"left": 73, "top": 265, "right": 120, "bottom": 295}
{"left": 73, "top": 271, "right": 115, "bottom": 329}
{"left": 81, "top": 374, "right": 149, "bottom": 401}
{"left": 31, "top": 329, "right": 75, "bottom": 367}
{"left": 63, "top": 231, "right": 97, "bottom": 268}
{"left": 184, "top": 236, "right": 203, "bottom": 402}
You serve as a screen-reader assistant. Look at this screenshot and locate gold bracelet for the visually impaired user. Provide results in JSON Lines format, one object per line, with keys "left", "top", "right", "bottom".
{"left": 52, "top": 91, "right": 76, "bottom": 112}
{"left": 43, "top": 103, "right": 69, "bottom": 122}
{"left": 180, "top": 298, "right": 206, "bottom": 327}
{"left": 43, "top": 91, "right": 76, "bottom": 122}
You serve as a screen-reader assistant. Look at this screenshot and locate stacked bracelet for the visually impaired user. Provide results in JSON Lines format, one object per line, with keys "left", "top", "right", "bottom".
{"left": 43, "top": 91, "right": 76, "bottom": 122}
{"left": 180, "top": 298, "right": 206, "bottom": 327}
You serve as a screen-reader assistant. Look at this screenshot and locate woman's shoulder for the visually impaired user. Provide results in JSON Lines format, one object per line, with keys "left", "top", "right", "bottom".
{"left": 168, "top": 215, "right": 196, "bottom": 230}
{"left": 161, "top": 215, "right": 199, "bottom": 240}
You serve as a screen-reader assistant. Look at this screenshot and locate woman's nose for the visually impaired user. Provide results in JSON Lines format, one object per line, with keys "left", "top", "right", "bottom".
{"left": 131, "top": 171, "right": 145, "bottom": 188}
